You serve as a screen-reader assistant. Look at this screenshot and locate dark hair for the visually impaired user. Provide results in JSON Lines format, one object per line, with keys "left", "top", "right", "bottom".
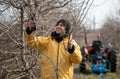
{"left": 56, "top": 19, "right": 71, "bottom": 34}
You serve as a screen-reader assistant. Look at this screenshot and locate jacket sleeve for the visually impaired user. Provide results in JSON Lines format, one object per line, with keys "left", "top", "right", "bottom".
{"left": 25, "top": 33, "right": 49, "bottom": 50}
{"left": 69, "top": 41, "right": 82, "bottom": 64}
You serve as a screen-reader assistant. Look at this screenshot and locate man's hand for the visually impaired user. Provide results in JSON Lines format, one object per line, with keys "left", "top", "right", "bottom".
{"left": 67, "top": 34, "right": 75, "bottom": 54}
{"left": 26, "top": 19, "right": 36, "bottom": 34}
{"left": 28, "top": 20, "right": 36, "bottom": 30}
{"left": 68, "top": 35, "right": 74, "bottom": 49}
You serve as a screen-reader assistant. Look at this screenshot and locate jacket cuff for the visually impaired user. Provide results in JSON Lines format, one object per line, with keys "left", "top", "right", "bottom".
{"left": 26, "top": 27, "right": 36, "bottom": 34}
{"left": 68, "top": 45, "right": 75, "bottom": 54}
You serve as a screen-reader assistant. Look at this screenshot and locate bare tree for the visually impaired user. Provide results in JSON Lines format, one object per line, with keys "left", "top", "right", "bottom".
{"left": 0, "top": 0, "right": 95, "bottom": 79}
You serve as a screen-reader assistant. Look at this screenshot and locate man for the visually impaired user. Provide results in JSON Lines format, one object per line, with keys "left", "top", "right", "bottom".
{"left": 25, "top": 19, "right": 82, "bottom": 79}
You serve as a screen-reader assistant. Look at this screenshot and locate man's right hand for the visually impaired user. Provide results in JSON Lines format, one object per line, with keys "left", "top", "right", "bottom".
{"left": 28, "top": 20, "right": 36, "bottom": 30}
{"left": 26, "top": 20, "right": 36, "bottom": 34}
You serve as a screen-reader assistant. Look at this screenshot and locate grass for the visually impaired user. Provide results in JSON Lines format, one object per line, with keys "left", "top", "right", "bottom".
{"left": 74, "top": 61, "right": 119, "bottom": 79}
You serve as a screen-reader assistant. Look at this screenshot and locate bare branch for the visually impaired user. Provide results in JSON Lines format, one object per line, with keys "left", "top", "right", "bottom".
{"left": 0, "top": 28, "right": 22, "bottom": 46}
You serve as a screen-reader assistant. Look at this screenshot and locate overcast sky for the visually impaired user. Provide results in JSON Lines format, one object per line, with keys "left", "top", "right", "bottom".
{"left": 0, "top": 0, "right": 119, "bottom": 30}
{"left": 88, "top": 0, "right": 119, "bottom": 29}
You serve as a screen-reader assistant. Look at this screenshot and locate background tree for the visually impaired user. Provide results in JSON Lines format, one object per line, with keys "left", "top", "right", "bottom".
{"left": 100, "top": 14, "right": 120, "bottom": 78}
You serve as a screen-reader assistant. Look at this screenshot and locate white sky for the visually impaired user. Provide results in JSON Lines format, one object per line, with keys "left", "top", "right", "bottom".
{"left": 88, "top": 0, "right": 119, "bottom": 29}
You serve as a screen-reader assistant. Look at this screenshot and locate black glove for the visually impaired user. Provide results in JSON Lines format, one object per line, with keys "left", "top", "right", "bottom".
{"left": 68, "top": 45, "right": 75, "bottom": 54}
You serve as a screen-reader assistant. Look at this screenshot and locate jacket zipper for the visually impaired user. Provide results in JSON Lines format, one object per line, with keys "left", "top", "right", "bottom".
{"left": 56, "top": 43, "right": 60, "bottom": 79}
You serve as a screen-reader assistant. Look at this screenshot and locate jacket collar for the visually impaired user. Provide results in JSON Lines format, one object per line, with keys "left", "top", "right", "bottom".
{"left": 51, "top": 31, "right": 68, "bottom": 43}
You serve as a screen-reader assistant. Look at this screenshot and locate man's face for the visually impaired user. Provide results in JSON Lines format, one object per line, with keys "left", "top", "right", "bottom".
{"left": 55, "top": 23, "right": 66, "bottom": 35}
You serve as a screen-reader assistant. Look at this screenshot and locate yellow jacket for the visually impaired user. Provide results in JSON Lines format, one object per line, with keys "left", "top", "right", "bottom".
{"left": 26, "top": 33, "right": 82, "bottom": 79}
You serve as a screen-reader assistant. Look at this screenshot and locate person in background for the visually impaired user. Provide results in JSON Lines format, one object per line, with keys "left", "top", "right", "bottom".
{"left": 25, "top": 19, "right": 82, "bottom": 79}
{"left": 88, "top": 34, "right": 103, "bottom": 54}
{"left": 104, "top": 43, "right": 113, "bottom": 54}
